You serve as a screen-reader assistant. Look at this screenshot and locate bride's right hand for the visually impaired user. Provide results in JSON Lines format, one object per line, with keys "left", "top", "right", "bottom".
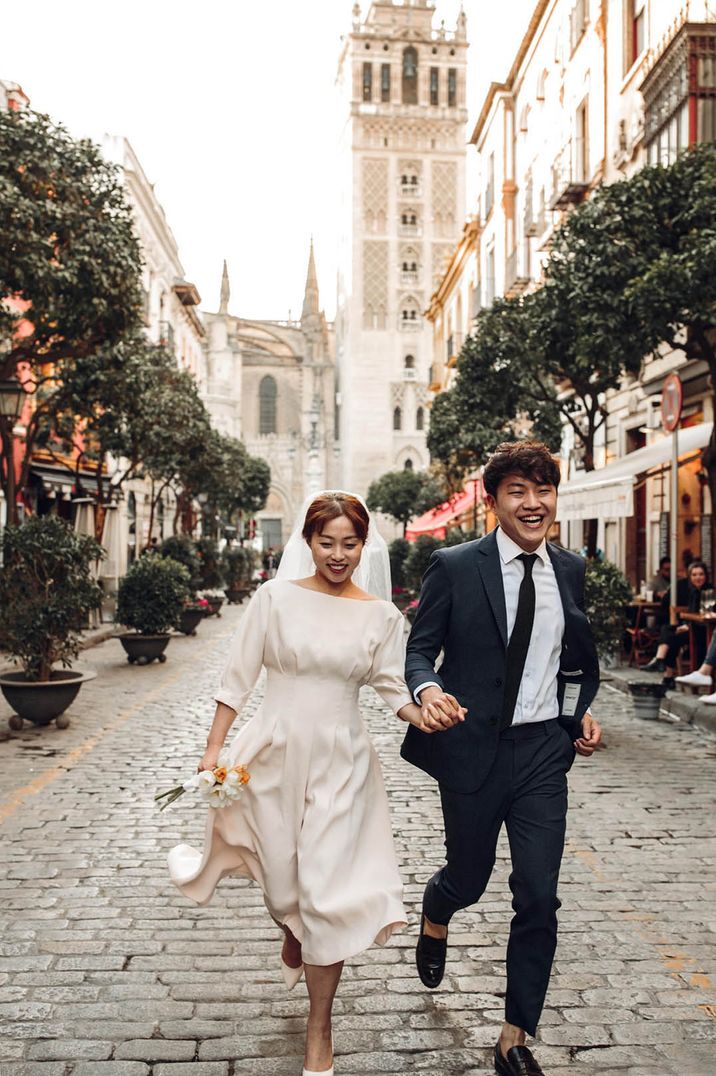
{"left": 198, "top": 747, "right": 220, "bottom": 773}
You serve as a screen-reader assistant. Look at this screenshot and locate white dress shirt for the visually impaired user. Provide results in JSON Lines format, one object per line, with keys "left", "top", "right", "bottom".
{"left": 415, "top": 528, "right": 565, "bottom": 725}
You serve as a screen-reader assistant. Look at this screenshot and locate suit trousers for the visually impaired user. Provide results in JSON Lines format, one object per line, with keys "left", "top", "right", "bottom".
{"left": 423, "top": 719, "right": 574, "bottom": 1036}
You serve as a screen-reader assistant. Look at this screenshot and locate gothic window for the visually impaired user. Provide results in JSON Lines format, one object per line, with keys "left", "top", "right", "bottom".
{"left": 259, "top": 375, "right": 277, "bottom": 435}
{"left": 363, "top": 63, "right": 373, "bottom": 102}
{"left": 416, "top": 406, "right": 424, "bottom": 431}
{"left": 404, "top": 354, "right": 415, "bottom": 368}
{"left": 393, "top": 406, "right": 402, "bottom": 431}
{"left": 448, "top": 68, "right": 457, "bottom": 107}
{"left": 402, "top": 47, "right": 418, "bottom": 105}
{"left": 381, "top": 63, "right": 391, "bottom": 102}
{"left": 430, "top": 67, "right": 439, "bottom": 106}
{"left": 404, "top": 458, "right": 414, "bottom": 470}
{"left": 400, "top": 296, "right": 421, "bottom": 327}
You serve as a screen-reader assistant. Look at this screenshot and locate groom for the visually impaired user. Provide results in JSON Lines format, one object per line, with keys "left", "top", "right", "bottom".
{"left": 402, "top": 441, "right": 601, "bottom": 1076}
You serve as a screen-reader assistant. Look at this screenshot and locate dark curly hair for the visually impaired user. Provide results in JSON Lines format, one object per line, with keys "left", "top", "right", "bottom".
{"left": 483, "top": 441, "right": 561, "bottom": 498}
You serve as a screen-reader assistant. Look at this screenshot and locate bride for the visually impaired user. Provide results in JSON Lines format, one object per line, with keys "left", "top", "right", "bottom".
{"left": 168, "top": 491, "right": 464, "bottom": 1075}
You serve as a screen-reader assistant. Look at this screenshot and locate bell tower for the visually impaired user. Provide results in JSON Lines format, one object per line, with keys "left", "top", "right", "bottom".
{"left": 335, "top": 1, "right": 468, "bottom": 498}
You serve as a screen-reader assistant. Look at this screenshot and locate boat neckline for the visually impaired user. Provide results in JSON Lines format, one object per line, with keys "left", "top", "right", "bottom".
{"left": 284, "top": 580, "right": 380, "bottom": 603}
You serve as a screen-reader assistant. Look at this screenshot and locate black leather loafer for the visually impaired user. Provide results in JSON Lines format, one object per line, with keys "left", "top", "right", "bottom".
{"left": 415, "top": 914, "right": 447, "bottom": 989}
{"left": 494, "top": 1043, "right": 545, "bottom": 1076}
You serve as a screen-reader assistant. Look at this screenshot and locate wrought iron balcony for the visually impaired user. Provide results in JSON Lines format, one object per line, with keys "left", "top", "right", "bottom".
{"left": 549, "top": 138, "right": 589, "bottom": 210}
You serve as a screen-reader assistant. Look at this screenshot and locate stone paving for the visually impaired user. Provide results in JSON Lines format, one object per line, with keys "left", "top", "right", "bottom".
{"left": 0, "top": 601, "right": 715, "bottom": 1076}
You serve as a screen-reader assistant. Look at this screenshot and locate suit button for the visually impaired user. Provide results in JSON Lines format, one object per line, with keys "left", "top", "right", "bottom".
{"left": 489, "top": 716, "right": 498, "bottom": 726}
{"left": 495, "top": 678, "right": 503, "bottom": 687}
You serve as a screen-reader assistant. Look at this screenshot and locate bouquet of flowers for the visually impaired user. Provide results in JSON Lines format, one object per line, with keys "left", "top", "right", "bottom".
{"left": 155, "top": 750, "right": 250, "bottom": 811}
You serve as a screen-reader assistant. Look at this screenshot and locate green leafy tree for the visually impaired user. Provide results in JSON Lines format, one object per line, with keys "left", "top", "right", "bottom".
{"left": 176, "top": 427, "right": 270, "bottom": 535}
{"left": 543, "top": 143, "right": 716, "bottom": 517}
{"left": 0, "top": 516, "right": 103, "bottom": 680}
{"left": 403, "top": 535, "right": 444, "bottom": 592}
{"left": 427, "top": 300, "right": 562, "bottom": 492}
{"left": 0, "top": 108, "right": 143, "bottom": 523}
{"left": 367, "top": 469, "right": 445, "bottom": 536}
{"left": 388, "top": 537, "right": 410, "bottom": 590}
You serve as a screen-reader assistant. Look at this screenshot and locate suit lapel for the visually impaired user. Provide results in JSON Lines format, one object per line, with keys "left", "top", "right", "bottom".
{"left": 547, "top": 543, "right": 576, "bottom": 623}
{"left": 476, "top": 529, "right": 508, "bottom": 648}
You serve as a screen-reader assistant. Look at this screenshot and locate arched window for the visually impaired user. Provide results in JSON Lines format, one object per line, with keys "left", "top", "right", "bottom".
{"left": 393, "top": 406, "right": 402, "bottom": 431}
{"left": 416, "top": 406, "right": 424, "bottom": 431}
{"left": 404, "top": 354, "right": 415, "bottom": 369}
{"left": 402, "top": 47, "right": 418, "bottom": 104}
{"left": 259, "top": 375, "right": 277, "bottom": 435}
{"left": 403, "top": 458, "right": 414, "bottom": 470}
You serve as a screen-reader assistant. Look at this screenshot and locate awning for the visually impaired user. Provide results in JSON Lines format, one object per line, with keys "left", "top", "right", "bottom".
{"left": 406, "top": 485, "right": 479, "bottom": 541}
{"left": 557, "top": 421, "right": 712, "bottom": 522}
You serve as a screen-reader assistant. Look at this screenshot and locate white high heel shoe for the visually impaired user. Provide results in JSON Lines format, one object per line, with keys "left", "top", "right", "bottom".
{"left": 281, "top": 957, "right": 304, "bottom": 990}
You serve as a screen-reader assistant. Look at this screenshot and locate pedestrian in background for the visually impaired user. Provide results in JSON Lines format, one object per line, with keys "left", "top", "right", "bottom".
{"left": 643, "top": 559, "right": 710, "bottom": 688}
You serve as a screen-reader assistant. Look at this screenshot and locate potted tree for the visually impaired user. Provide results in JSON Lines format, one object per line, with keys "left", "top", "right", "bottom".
{"left": 159, "top": 534, "right": 206, "bottom": 635}
{"left": 196, "top": 536, "right": 226, "bottom": 616}
{"left": 223, "top": 545, "right": 254, "bottom": 604}
{"left": 0, "top": 516, "right": 102, "bottom": 730}
{"left": 116, "top": 555, "right": 191, "bottom": 664}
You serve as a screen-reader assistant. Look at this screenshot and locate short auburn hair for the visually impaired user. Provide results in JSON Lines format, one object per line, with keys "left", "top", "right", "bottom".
{"left": 302, "top": 492, "right": 370, "bottom": 544}
{"left": 483, "top": 441, "right": 561, "bottom": 498}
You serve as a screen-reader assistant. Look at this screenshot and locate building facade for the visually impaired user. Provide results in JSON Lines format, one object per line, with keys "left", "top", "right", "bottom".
{"left": 202, "top": 245, "right": 339, "bottom": 548}
{"left": 335, "top": 0, "right": 469, "bottom": 496}
{"left": 427, "top": 0, "right": 716, "bottom": 585}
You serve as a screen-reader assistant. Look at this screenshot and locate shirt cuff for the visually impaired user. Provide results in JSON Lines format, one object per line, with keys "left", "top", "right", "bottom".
{"left": 414, "top": 681, "right": 441, "bottom": 705}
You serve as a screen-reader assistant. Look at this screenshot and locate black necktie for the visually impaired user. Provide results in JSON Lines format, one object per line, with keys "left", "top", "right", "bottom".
{"left": 500, "top": 553, "right": 537, "bottom": 730}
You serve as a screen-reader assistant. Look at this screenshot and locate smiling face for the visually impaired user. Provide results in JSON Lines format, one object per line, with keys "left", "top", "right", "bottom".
{"left": 309, "top": 514, "right": 364, "bottom": 587}
{"left": 689, "top": 565, "right": 707, "bottom": 589}
{"left": 486, "top": 472, "right": 558, "bottom": 552}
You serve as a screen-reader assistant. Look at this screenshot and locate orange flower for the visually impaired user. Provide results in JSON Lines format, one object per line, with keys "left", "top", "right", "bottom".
{"left": 213, "top": 766, "right": 227, "bottom": 784}
{"left": 233, "top": 765, "right": 250, "bottom": 785}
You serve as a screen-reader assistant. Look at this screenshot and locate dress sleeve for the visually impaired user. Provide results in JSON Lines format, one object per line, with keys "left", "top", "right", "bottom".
{"left": 367, "top": 607, "right": 414, "bottom": 716}
{"left": 214, "top": 583, "right": 271, "bottom": 713}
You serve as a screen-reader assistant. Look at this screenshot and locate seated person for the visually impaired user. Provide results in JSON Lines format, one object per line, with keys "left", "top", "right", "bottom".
{"left": 643, "top": 560, "right": 709, "bottom": 689}
{"left": 675, "top": 623, "right": 716, "bottom": 702}
{"left": 648, "top": 556, "right": 671, "bottom": 600}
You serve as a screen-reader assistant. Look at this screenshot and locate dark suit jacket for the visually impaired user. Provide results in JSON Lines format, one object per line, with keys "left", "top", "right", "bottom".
{"left": 402, "top": 528, "right": 600, "bottom": 793}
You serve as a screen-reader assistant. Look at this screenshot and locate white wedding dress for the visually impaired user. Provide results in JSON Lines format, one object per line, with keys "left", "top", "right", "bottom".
{"left": 168, "top": 578, "right": 411, "bottom": 965}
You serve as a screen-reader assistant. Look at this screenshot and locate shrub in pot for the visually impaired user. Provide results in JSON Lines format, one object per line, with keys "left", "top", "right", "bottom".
{"left": 389, "top": 538, "right": 410, "bottom": 604}
{"left": 403, "top": 535, "right": 444, "bottom": 594}
{"left": 0, "top": 516, "right": 103, "bottom": 729}
{"left": 160, "top": 535, "right": 201, "bottom": 594}
{"left": 196, "top": 537, "right": 225, "bottom": 591}
{"left": 223, "top": 546, "right": 254, "bottom": 604}
{"left": 116, "top": 556, "right": 191, "bottom": 664}
{"left": 583, "top": 558, "right": 633, "bottom": 663}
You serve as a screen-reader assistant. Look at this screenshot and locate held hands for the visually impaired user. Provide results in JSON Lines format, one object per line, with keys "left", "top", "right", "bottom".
{"left": 414, "top": 686, "right": 467, "bottom": 734}
{"left": 575, "top": 712, "right": 602, "bottom": 757}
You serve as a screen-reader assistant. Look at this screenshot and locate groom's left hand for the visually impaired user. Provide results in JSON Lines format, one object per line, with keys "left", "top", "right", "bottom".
{"left": 575, "top": 712, "right": 602, "bottom": 757}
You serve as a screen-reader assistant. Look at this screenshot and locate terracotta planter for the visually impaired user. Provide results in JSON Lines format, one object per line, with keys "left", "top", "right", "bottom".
{"left": 0, "top": 668, "right": 97, "bottom": 730}
{"left": 117, "top": 633, "right": 171, "bottom": 665}
{"left": 177, "top": 608, "right": 204, "bottom": 635}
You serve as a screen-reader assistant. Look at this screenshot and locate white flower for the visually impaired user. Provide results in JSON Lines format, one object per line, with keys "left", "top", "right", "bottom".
{"left": 197, "top": 771, "right": 217, "bottom": 790}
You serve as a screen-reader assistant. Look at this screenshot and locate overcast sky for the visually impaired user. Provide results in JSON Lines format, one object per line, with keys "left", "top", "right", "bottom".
{"left": 1, "top": 0, "right": 533, "bottom": 320}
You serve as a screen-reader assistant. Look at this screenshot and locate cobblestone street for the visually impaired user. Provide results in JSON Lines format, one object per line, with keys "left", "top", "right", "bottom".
{"left": 1, "top": 601, "right": 715, "bottom": 1076}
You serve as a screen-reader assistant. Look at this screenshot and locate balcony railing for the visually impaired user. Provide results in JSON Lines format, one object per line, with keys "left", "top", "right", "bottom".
{"left": 549, "top": 138, "right": 589, "bottom": 210}
{"left": 402, "top": 366, "right": 417, "bottom": 381}
{"left": 399, "top": 181, "right": 422, "bottom": 199}
{"left": 401, "top": 270, "right": 419, "bottom": 286}
{"left": 400, "top": 313, "right": 422, "bottom": 331}
{"left": 447, "top": 332, "right": 464, "bottom": 365}
{"left": 399, "top": 222, "right": 421, "bottom": 237}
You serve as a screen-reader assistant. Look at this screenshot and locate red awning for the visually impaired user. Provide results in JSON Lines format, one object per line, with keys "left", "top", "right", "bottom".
{"left": 406, "top": 485, "right": 480, "bottom": 541}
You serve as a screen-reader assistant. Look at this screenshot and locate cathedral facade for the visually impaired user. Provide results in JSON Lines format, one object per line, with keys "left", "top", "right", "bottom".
{"left": 202, "top": 245, "right": 338, "bottom": 548}
{"left": 335, "top": 0, "right": 469, "bottom": 497}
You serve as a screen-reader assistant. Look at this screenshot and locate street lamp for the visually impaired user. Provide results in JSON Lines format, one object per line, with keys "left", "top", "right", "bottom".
{"left": 0, "top": 379, "right": 24, "bottom": 421}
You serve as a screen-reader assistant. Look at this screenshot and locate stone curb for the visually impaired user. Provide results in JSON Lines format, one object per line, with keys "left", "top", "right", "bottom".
{"left": 604, "top": 667, "right": 716, "bottom": 736}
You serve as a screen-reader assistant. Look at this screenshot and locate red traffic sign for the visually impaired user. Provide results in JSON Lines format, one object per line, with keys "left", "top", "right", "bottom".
{"left": 661, "top": 373, "right": 683, "bottom": 433}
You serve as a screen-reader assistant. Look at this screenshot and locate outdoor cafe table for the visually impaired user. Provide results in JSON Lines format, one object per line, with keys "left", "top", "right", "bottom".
{"left": 680, "top": 611, "right": 716, "bottom": 670}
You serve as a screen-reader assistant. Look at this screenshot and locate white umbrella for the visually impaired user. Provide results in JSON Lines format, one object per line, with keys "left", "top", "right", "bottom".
{"left": 74, "top": 498, "right": 101, "bottom": 627}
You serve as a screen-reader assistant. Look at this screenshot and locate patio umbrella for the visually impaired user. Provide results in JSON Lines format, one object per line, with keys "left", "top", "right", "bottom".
{"left": 74, "top": 498, "right": 101, "bottom": 627}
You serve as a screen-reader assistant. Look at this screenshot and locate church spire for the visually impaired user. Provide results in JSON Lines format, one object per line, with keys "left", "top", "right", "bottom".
{"left": 219, "top": 259, "right": 230, "bottom": 315}
{"left": 301, "top": 239, "right": 320, "bottom": 323}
